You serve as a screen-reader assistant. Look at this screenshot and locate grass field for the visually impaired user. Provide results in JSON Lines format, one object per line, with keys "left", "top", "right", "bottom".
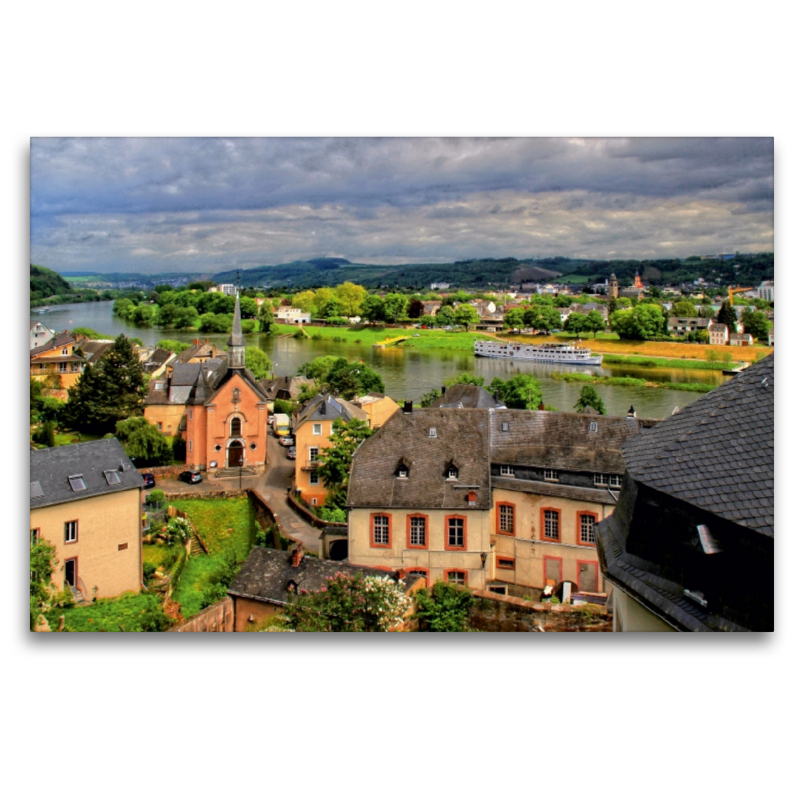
{"left": 52, "top": 430, "right": 104, "bottom": 447}
{"left": 551, "top": 371, "right": 716, "bottom": 394}
{"left": 271, "top": 322, "right": 493, "bottom": 352}
{"left": 45, "top": 592, "right": 170, "bottom": 632}
{"left": 501, "top": 332, "right": 772, "bottom": 363}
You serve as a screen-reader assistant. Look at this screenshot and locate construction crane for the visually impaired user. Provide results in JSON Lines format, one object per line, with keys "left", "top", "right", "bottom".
{"left": 728, "top": 285, "right": 753, "bottom": 306}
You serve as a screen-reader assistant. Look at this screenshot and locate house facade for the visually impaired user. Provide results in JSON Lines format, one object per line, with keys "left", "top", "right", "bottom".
{"left": 293, "top": 394, "right": 368, "bottom": 506}
{"left": 30, "top": 321, "right": 55, "bottom": 350}
{"left": 708, "top": 323, "right": 729, "bottom": 346}
{"left": 30, "top": 438, "right": 144, "bottom": 601}
{"left": 667, "top": 317, "right": 710, "bottom": 335}
{"left": 30, "top": 331, "right": 86, "bottom": 394}
{"left": 275, "top": 307, "right": 311, "bottom": 325}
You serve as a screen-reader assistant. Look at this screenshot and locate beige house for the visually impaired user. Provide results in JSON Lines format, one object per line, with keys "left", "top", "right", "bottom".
{"left": 352, "top": 393, "right": 401, "bottom": 429}
{"left": 346, "top": 400, "right": 653, "bottom": 597}
{"left": 708, "top": 323, "right": 729, "bottom": 346}
{"left": 30, "top": 438, "right": 144, "bottom": 602}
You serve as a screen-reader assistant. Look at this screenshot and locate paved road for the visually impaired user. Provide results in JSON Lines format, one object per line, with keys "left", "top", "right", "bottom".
{"left": 155, "top": 430, "right": 322, "bottom": 553}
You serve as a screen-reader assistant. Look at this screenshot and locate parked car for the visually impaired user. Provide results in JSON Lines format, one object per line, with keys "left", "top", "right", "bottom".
{"left": 279, "top": 435, "right": 295, "bottom": 447}
{"left": 179, "top": 470, "right": 203, "bottom": 484}
{"left": 287, "top": 446, "right": 296, "bottom": 460}
{"left": 142, "top": 473, "right": 156, "bottom": 488}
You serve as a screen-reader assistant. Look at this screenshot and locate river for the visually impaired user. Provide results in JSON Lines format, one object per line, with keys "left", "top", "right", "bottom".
{"left": 32, "top": 301, "right": 728, "bottom": 419}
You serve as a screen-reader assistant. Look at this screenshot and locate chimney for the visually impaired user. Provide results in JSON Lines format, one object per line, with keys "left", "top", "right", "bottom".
{"left": 205, "top": 338, "right": 209, "bottom": 344}
{"left": 627, "top": 405, "right": 636, "bottom": 418}
{"left": 538, "top": 402, "right": 545, "bottom": 411}
{"left": 403, "top": 400, "right": 413, "bottom": 414}
{"left": 290, "top": 544, "right": 304, "bottom": 568}
{"left": 320, "top": 401, "right": 326, "bottom": 415}
{"left": 441, "top": 386, "right": 447, "bottom": 395}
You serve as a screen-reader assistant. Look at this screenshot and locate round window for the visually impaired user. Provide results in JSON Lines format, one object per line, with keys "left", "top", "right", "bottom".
{"left": 214, "top": 444, "right": 222, "bottom": 451}
{"left": 249, "top": 443, "right": 257, "bottom": 450}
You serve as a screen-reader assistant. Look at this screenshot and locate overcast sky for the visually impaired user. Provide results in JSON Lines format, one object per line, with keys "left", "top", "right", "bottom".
{"left": 30, "top": 137, "right": 774, "bottom": 275}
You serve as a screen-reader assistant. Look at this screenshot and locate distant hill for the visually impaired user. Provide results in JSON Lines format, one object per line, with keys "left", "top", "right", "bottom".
{"left": 213, "top": 257, "right": 557, "bottom": 290}
{"left": 30, "top": 264, "right": 73, "bottom": 301}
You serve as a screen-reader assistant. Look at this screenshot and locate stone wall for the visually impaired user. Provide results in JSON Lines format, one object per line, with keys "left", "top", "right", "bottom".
{"left": 138, "top": 465, "right": 186, "bottom": 479}
{"left": 469, "top": 590, "right": 612, "bottom": 632}
{"left": 169, "top": 597, "right": 234, "bottom": 632}
{"left": 287, "top": 491, "right": 346, "bottom": 530}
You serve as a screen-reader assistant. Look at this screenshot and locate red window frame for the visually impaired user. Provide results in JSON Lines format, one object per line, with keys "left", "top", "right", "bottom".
{"left": 370, "top": 512, "right": 392, "bottom": 548}
{"left": 405, "top": 568, "right": 430, "bottom": 587}
{"left": 576, "top": 510, "right": 599, "bottom": 546}
{"left": 496, "top": 555, "right": 515, "bottom": 570}
{"left": 445, "top": 569, "right": 468, "bottom": 586}
{"left": 65, "top": 520, "right": 79, "bottom": 544}
{"left": 543, "top": 556, "right": 562, "bottom": 587}
{"left": 540, "top": 507, "right": 560, "bottom": 542}
{"left": 444, "top": 515, "right": 467, "bottom": 551}
{"left": 496, "top": 501, "right": 516, "bottom": 536}
{"left": 406, "top": 514, "right": 429, "bottom": 550}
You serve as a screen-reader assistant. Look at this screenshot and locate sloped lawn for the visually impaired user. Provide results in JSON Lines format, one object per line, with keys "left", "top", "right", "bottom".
{"left": 45, "top": 593, "right": 170, "bottom": 632}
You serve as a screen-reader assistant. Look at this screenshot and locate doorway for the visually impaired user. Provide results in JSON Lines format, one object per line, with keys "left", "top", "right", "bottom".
{"left": 65, "top": 558, "right": 77, "bottom": 588}
{"left": 227, "top": 441, "right": 244, "bottom": 467}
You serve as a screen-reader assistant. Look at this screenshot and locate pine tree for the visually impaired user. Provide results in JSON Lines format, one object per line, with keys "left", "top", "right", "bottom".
{"left": 716, "top": 301, "right": 738, "bottom": 331}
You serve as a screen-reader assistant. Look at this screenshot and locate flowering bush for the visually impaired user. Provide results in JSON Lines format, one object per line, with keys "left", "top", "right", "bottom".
{"left": 285, "top": 572, "right": 411, "bottom": 632}
{"left": 157, "top": 516, "right": 192, "bottom": 545}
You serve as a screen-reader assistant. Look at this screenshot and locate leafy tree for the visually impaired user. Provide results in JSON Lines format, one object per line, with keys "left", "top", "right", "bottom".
{"left": 407, "top": 299, "right": 425, "bottom": 319}
{"left": 319, "top": 298, "right": 346, "bottom": 319}
{"left": 615, "top": 296, "right": 632, "bottom": 309}
{"left": 292, "top": 290, "right": 316, "bottom": 312}
{"left": 741, "top": 309, "right": 770, "bottom": 341}
{"left": 361, "top": 294, "right": 386, "bottom": 324}
{"left": 130, "top": 304, "right": 156, "bottom": 326}
{"left": 454, "top": 304, "right": 480, "bottom": 330}
{"left": 444, "top": 372, "right": 484, "bottom": 388}
{"left": 490, "top": 374, "right": 542, "bottom": 410}
{"left": 585, "top": 310, "right": 606, "bottom": 337}
{"left": 609, "top": 304, "right": 665, "bottom": 340}
{"left": 299, "top": 355, "right": 340, "bottom": 382}
{"left": 716, "top": 301, "right": 738, "bottom": 331}
{"left": 564, "top": 312, "right": 588, "bottom": 335}
{"left": 672, "top": 299, "right": 698, "bottom": 317}
{"left": 419, "top": 388, "right": 442, "bottom": 408}
{"left": 244, "top": 346, "right": 272, "bottom": 380}
{"left": 419, "top": 314, "right": 437, "bottom": 327}
{"left": 324, "top": 358, "right": 384, "bottom": 398}
{"left": 273, "top": 398, "right": 297, "bottom": 416}
{"left": 115, "top": 417, "right": 172, "bottom": 466}
{"left": 156, "top": 339, "right": 192, "bottom": 353}
{"left": 334, "top": 282, "right": 367, "bottom": 316}
{"left": 64, "top": 335, "right": 147, "bottom": 435}
{"left": 284, "top": 572, "right": 410, "bottom": 632}
{"left": 258, "top": 301, "right": 275, "bottom": 333}
{"left": 187, "top": 280, "right": 216, "bottom": 291}
{"left": 574, "top": 386, "right": 607, "bottom": 415}
{"left": 504, "top": 308, "right": 525, "bottom": 329}
{"left": 553, "top": 294, "right": 573, "bottom": 308}
{"left": 524, "top": 305, "right": 561, "bottom": 332}
{"left": 413, "top": 581, "right": 475, "bottom": 632}
{"left": 311, "top": 287, "right": 335, "bottom": 317}
{"left": 435, "top": 305, "right": 456, "bottom": 326}
{"left": 383, "top": 293, "right": 409, "bottom": 323}
{"left": 32, "top": 420, "right": 56, "bottom": 447}
{"left": 198, "top": 313, "right": 231, "bottom": 333}
{"left": 172, "top": 305, "right": 200, "bottom": 330}
{"left": 30, "top": 539, "right": 58, "bottom": 630}
{"left": 316, "top": 418, "right": 373, "bottom": 507}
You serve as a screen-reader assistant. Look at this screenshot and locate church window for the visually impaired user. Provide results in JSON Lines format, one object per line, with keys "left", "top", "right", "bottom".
{"left": 230, "top": 417, "right": 242, "bottom": 437}
{"left": 233, "top": 388, "right": 241, "bottom": 404}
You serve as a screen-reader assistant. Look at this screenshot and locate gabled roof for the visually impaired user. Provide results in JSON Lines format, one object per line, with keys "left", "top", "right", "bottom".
{"left": 203, "top": 366, "right": 268, "bottom": 405}
{"left": 228, "top": 547, "right": 408, "bottom": 606}
{"left": 430, "top": 384, "right": 506, "bottom": 410}
{"left": 142, "top": 347, "right": 175, "bottom": 373}
{"left": 621, "top": 354, "right": 773, "bottom": 537}
{"left": 294, "top": 394, "right": 368, "bottom": 429}
{"left": 490, "top": 409, "right": 653, "bottom": 473}
{"left": 30, "top": 438, "right": 143, "bottom": 510}
{"left": 30, "top": 330, "right": 77, "bottom": 359}
{"left": 347, "top": 408, "right": 491, "bottom": 510}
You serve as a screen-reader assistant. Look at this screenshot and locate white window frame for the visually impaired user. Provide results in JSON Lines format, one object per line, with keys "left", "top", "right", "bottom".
{"left": 579, "top": 514, "right": 596, "bottom": 544}
{"left": 309, "top": 471, "right": 320, "bottom": 486}
{"left": 372, "top": 515, "right": 390, "bottom": 545}
{"left": 608, "top": 474, "right": 622, "bottom": 489}
{"left": 446, "top": 570, "right": 466, "bottom": 585}
{"left": 499, "top": 504, "right": 514, "bottom": 534}
{"left": 409, "top": 516, "right": 426, "bottom": 546}
{"left": 447, "top": 468, "right": 458, "bottom": 480}
{"left": 447, "top": 518, "right": 465, "bottom": 548}
{"left": 428, "top": 427, "right": 437, "bottom": 438}
{"left": 500, "top": 465, "right": 515, "bottom": 476}
{"left": 312, "top": 423, "right": 322, "bottom": 435}
{"left": 593, "top": 473, "right": 607, "bottom": 486}
{"left": 543, "top": 510, "right": 560, "bottom": 540}
{"left": 544, "top": 469, "right": 558, "bottom": 482}
{"left": 65, "top": 520, "right": 78, "bottom": 543}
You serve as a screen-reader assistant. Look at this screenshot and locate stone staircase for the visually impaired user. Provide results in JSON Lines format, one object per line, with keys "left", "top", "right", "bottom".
{"left": 190, "top": 534, "right": 204, "bottom": 557}
{"left": 69, "top": 585, "right": 87, "bottom": 605}
{"left": 213, "top": 466, "right": 257, "bottom": 479}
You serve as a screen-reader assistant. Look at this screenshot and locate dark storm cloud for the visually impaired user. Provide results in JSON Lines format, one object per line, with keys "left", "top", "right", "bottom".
{"left": 30, "top": 137, "right": 773, "bottom": 272}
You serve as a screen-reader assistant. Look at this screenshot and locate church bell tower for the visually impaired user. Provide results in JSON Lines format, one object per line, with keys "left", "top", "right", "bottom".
{"left": 228, "top": 290, "right": 245, "bottom": 370}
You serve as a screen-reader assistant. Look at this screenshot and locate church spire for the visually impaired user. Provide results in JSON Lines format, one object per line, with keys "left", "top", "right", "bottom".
{"left": 228, "top": 289, "right": 245, "bottom": 369}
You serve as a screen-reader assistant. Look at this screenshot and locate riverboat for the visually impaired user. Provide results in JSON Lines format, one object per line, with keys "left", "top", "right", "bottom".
{"left": 474, "top": 339, "right": 603, "bottom": 365}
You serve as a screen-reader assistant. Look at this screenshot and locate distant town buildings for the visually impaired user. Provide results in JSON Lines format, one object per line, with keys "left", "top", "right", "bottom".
{"left": 757, "top": 280, "right": 774, "bottom": 302}
{"left": 430, "top": 282, "right": 450, "bottom": 290}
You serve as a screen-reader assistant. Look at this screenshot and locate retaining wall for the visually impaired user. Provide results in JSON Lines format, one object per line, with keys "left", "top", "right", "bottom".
{"left": 169, "top": 597, "right": 234, "bottom": 632}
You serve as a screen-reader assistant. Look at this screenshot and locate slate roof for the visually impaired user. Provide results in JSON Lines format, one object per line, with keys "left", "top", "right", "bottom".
{"left": 257, "top": 375, "right": 314, "bottom": 401}
{"left": 430, "top": 384, "right": 506, "bottom": 409}
{"left": 227, "top": 547, "right": 408, "bottom": 606}
{"left": 175, "top": 341, "right": 219, "bottom": 363}
{"left": 294, "top": 394, "right": 368, "bottom": 429}
{"left": 347, "top": 408, "right": 492, "bottom": 510}
{"left": 80, "top": 341, "right": 113, "bottom": 364}
{"left": 489, "top": 409, "right": 654, "bottom": 473}
{"left": 30, "top": 438, "right": 143, "bottom": 510}
{"left": 621, "top": 354, "right": 774, "bottom": 537}
{"left": 491, "top": 476, "right": 617, "bottom": 505}
{"left": 30, "top": 331, "right": 77, "bottom": 358}
{"left": 142, "top": 347, "right": 175, "bottom": 374}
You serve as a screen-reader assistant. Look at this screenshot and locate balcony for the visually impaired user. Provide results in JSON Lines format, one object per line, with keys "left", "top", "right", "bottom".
{"left": 301, "top": 459, "right": 321, "bottom": 472}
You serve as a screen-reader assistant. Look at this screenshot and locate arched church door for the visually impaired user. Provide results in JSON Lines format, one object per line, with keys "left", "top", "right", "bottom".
{"left": 227, "top": 440, "right": 244, "bottom": 467}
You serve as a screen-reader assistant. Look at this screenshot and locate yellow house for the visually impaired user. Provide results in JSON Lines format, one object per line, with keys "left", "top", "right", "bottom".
{"left": 347, "top": 408, "right": 495, "bottom": 590}
{"left": 293, "top": 394, "right": 368, "bottom": 507}
{"left": 30, "top": 438, "right": 144, "bottom": 602}
{"left": 30, "top": 331, "right": 86, "bottom": 396}
{"left": 352, "top": 393, "right": 401, "bottom": 429}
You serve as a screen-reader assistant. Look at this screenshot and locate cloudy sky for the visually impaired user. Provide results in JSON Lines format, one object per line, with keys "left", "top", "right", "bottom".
{"left": 30, "top": 137, "right": 774, "bottom": 274}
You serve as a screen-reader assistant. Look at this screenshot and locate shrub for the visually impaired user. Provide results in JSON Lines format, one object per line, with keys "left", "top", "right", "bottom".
{"left": 413, "top": 581, "right": 475, "bottom": 632}
{"left": 146, "top": 489, "right": 166, "bottom": 509}
{"left": 143, "top": 562, "right": 157, "bottom": 582}
{"left": 317, "top": 505, "right": 346, "bottom": 523}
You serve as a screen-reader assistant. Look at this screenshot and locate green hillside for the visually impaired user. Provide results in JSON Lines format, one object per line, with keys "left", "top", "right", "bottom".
{"left": 30, "top": 264, "right": 73, "bottom": 301}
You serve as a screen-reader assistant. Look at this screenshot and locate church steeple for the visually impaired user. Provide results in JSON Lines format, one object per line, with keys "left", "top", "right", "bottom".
{"left": 228, "top": 290, "right": 245, "bottom": 370}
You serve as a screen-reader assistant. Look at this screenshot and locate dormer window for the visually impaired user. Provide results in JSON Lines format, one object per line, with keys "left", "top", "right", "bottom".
{"left": 589, "top": 421, "right": 598, "bottom": 433}
{"left": 500, "top": 466, "right": 514, "bottom": 477}
{"left": 394, "top": 457, "right": 412, "bottom": 479}
{"left": 104, "top": 470, "right": 121, "bottom": 485}
{"left": 544, "top": 469, "right": 558, "bottom": 482}
{"left": 447, "top": 468, "right": 458, "bottom": 480}
{"left": 68, "top": 475, "right": 86, "bottom": 492}
{"left": 398, "top": 469, "right": 408, "bottom": 479}
{"left": 428, "top": 427, "right": 437, "bottom": 438}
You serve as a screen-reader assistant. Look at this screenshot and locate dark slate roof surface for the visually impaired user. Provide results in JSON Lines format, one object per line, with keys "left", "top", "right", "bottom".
{"left": 347, "top": 408, "right": 491, "bottom": 509}
{"left": 622, "top": 355, "right": 773, "bottom": 537}
{"left": 294, "top": 394, "right": 368, "bottom": 428}
{"left": 490, "top": 409, "right": 653, "bottom": 473}
{"left": 30, "top": 438, "right": 143, "bottom": 510}
{"left": 430, "top": 384, "right": 506, "bottom": 409}
{"left": 30, "top": 331, "right": 76, "bottom": 358}
{"left": 228, "top": 547, "right": 407, "bottom": 606}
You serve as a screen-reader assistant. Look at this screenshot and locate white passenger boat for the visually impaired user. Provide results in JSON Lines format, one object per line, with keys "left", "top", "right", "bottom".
{"left": 474, "top": 339, "right": 603, "bottom": 365}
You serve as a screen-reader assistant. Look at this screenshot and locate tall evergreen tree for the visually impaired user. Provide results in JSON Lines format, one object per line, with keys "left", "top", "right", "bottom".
{"left": 716, "top": 301, "right": 738, "bottom": 331}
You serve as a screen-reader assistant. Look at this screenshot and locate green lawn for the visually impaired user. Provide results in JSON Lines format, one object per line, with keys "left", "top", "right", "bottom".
{"left": 45, "top": 592, "right": 170, "bottom": 632}
{"left": 143, "top": 542, "right": 183, "bottom": 570}
{"left": 52, "top": 430, "right": 104, "bottom": 447}
{"left": 551, "top": 371, "right": 716, "bottom": 394}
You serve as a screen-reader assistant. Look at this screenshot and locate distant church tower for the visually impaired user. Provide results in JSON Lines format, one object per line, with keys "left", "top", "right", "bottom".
{"left": 609, "top": 273, "right": 619, "bottom": 299}
{"left": 228, "top": 292, "right": 245, "bottom": 369}
{"left": 633, "top": 270, "right": 643, "bottom": 289}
